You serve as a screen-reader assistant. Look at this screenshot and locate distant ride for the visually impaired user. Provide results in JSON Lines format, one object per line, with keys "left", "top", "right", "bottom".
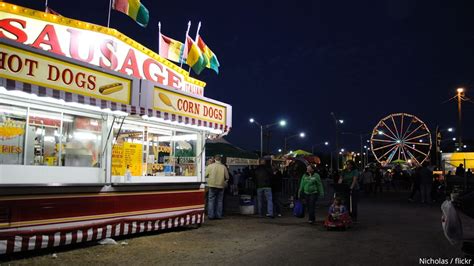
{"left": 370, "top": 113, "right": 432, "bottom": 165}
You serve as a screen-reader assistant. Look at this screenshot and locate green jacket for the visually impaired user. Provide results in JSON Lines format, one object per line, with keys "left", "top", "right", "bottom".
{"left": 298, "top": 173, "right": 324, "bottom": 197}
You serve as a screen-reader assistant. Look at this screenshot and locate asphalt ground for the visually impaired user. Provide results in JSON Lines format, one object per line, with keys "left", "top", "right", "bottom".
{"left": 1, "top": 191, "right": 471, "bottom": 266}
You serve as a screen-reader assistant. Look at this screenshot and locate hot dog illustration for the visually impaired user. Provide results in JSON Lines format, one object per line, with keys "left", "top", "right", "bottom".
{"left": 99, "top": 83, "right": 123, "bottom": 95}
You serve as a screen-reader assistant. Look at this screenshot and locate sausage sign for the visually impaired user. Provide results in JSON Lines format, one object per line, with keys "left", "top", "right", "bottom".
{"left": 153, "top": 88, "right": 226, "bottom": 125}
{"left": 0, "top": 43, "right": 131, "bottom": 104}
{"left": 0, "top": 3, "right": 205, "bottom": 96}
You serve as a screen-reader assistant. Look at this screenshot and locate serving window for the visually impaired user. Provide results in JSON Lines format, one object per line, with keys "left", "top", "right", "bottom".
{"left": 0, "top": 101, "right": 106, "bottom": 184}
{"left": 0, "top": 104, "right": 27, "bottom": 165}
{"left": 112, "top": 119, "right": 200, "bottom": 183}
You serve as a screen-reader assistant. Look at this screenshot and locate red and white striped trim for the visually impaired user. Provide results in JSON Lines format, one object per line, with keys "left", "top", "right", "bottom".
{"left": 1, "top": 78, "right": 229, "bottom": 133}
{"left": 0, "top": 211, "right": 204, "bottom": 255}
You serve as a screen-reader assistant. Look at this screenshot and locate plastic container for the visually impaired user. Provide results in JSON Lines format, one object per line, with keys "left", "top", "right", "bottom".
{"left": 239, "top": 195, "right": 255, "bottom": 215}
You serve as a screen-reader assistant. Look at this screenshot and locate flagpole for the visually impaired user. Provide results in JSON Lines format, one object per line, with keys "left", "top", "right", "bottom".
{"left": 188, "top": 21, "right": 201, "bottom": 74}
{"left": 107, "top": 0, "right": 112, "bottom": 28}
{"left": 45, "top": 0, "right": 49, "bottom": 12}
{"left": 158, "top": 22, "right": 161, "bottom": 55}
{"left": 180, "top": 21, "right": 191, "bottom": 68}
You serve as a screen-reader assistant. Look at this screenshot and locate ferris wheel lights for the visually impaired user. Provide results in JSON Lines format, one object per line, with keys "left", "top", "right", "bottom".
{"left": 452, "top": 137, "right": 456, "bottom": 141}
{"left": 457, "top": 88, "right": 464, "bottom": 93}
{"left": 377, "top": 130, "right": 384, "bottom": 135}
{"left": 419, "top": 139, "right": 423, "bottom": 143}
{"left": 396, "top": 140, "right": 401, "bottom": 144}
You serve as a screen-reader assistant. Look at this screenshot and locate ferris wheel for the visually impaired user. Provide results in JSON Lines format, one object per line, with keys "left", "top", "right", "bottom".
{"left": 370, "top": 113, "right": 432, "bottom": 165}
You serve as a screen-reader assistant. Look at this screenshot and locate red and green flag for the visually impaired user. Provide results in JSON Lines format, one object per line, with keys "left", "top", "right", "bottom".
{"left": 197, "top": 36, "right": 220, "bottom": 74}
{"left": 185, "top": 36, "right": 208, "bottom": 75}
{"left": 112, "top": 0, "right": 149, "bottom": 27}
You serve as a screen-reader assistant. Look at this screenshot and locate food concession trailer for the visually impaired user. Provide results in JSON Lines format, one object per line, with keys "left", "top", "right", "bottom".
{"left": 0, "top": 2, "right": 231, "bottom": 255}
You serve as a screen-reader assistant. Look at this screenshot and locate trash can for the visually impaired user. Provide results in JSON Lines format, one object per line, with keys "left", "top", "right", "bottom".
{"left": 239, "top": 195, "right": 255, "bottom": 215}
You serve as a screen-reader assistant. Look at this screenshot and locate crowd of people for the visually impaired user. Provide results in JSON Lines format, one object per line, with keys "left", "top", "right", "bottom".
{"left": 204, "top": 155, "right": 364, "bottom": 225}
{"left": 204, "top": 154, "right": 474, "bottom": 225}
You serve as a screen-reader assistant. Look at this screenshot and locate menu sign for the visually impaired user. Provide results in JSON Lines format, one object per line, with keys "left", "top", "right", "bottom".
{"left": 153, "top": 87, "right": 226, "bottom": 125}
{"left": 0, "top": 43, "right": 132, "bottom": 104}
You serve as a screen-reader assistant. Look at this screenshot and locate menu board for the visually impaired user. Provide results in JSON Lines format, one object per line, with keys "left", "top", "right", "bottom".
{"left": 123, "top": 142, "right": 142, "bottom": 176}
{"left": 111, "top": 142, "right": 143, "bottom": 176}
{"left": 111, "top": 144, "right": 124, "bottom": 175}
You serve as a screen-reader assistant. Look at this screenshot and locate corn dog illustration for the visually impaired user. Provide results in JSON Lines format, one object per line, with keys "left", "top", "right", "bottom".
{"left": 99, "top": 83, "right": 123, "bottom": 95}
{"left": 158, "top": 92, "right": 176, "bottom": 110}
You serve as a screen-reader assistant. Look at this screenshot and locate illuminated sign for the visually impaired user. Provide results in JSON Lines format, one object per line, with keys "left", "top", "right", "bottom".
{"left": 0, "top": 3, "right": 205, "bottom": 96}
{"left": 0, "top": 43, "right": 132, "bottom": 104}
{"left": 153, "top": 87, "right": 226, "bottom": 125}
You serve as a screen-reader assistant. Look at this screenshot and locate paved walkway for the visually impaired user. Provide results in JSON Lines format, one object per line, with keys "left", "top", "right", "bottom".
{"left": 2, "top": 192, "right": 468, "bottom": 266}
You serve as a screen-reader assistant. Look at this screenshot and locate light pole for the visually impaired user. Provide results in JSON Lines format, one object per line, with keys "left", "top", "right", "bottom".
{"left": 284, "top": 132, "right": 305, "bottom": 154}
{"left": 435, "top": 126, "right": 455, "bottom": 167}
{"left": 249, "top": 118, "right": 286, "bottom": 157}
{"left": 341, "top": 132, "right": 370, "bottom": 168}
{"left": 456, "top": 88, "right": 465, "bottom": 150}
{"left": 330, "top": 112, "right": 344, "bottom": 170}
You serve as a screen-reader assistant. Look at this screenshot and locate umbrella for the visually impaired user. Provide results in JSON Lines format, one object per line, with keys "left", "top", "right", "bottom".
{"left": 391, "top": 159, "right": 407, "bottom": 164}
{"left": 286, "top": 149, "right": 312, "bottom": 157}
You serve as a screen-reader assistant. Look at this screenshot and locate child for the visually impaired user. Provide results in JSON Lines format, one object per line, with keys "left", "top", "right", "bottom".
{"left": 324, "top": 197, "right": 352, "bottom": 229}
{"left": 328, "top": 197, "right": 347, "bottom": 221}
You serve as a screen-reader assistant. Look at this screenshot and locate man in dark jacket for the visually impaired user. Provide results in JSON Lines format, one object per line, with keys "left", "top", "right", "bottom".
{"left": 419, "top": 162, "right": 433, "bottom": 204}
{"left": 271, "top": 166, "right": 283, "bottom": 217}
{"left": 254, "top": 159, "right": 274, "bottom": 217}
{"left": 456, "top": 163, "right": 465, "bottom": 177}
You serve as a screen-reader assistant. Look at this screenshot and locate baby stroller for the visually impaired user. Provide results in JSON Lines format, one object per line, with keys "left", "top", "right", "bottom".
{"left": 324, "top": 207, "right": 352, "bottom": 230}
{"left": 324, "top": 184, "right": 353, "bottom": 230}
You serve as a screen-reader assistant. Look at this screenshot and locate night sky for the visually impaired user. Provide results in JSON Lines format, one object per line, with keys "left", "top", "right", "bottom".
{"left": 6, "top": 0, "right": 474, "bottom": 154}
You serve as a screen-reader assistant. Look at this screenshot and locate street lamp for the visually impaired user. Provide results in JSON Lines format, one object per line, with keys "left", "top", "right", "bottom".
{"left": 341, "top": 131, "right": 371, "bottom": 167}
{"left": 455, "top": 88, "right": 467, "bottom": 150}
{"left": 330, "top": 112, "right": 344, "bottom": 170}
{"left": 249, "top": 118, "right": 287, "bottom": 157}
{"left": 284, "top": 132, "right": 305, "bottom": 154}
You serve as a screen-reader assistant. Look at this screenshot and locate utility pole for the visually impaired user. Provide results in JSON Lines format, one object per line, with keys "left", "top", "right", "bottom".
{"left": 457, "top": 88, "right": 464, "bottom": 150}
{"left": 330, "top": 112, "right": 343, "bottom": 171}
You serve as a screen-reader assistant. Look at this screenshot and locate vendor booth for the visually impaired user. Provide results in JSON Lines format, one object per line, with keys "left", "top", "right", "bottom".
{"left": 0, "top": 3, "right": 231, "bottom": 255}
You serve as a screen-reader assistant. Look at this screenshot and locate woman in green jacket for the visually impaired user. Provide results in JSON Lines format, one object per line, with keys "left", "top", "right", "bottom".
{"left": 298, "top": 165, "right": 324, "bottom": 224}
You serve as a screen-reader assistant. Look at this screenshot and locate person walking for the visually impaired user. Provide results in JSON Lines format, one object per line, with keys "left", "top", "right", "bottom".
{"left": 338, "top": 160, "right": 360, "bottom": 221}
{"left": 456, "top": 163, "right": 466, "bottom": 177}
{"left": 205, "top": 155, "right": 229, "bottom": 220}
{"left": 362, "top": 167, "right": 374, "bottom": 195}
{"left": 298, "top": 165, "right": 324, "bottom": 224}
{"left": 271, "top": 166, "right": 284, "bottom": 217}
{"left": 419, "top": 161, "right": 433, "bottom": 204}
{"left": 408, "top": 166, "right": 421, "bottom": 202}
{"left": 254, "top": 159, "right": 274, "bottom": 218}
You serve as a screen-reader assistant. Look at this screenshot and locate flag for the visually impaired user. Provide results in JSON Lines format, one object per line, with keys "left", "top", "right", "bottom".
{"left": 185, "top": 36, "right": 208, "bottom": 75}
{"left": 159, "top": 33, "right": 185, "bottom": 63}
{"left": 197, "top": 36, "right": 220, "bottom": 74}
{"left": 45, "top": 6, "right": 61, "bottom": 16}
{"left": 112, "top": 0, "right": 149, "bottom": 27}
